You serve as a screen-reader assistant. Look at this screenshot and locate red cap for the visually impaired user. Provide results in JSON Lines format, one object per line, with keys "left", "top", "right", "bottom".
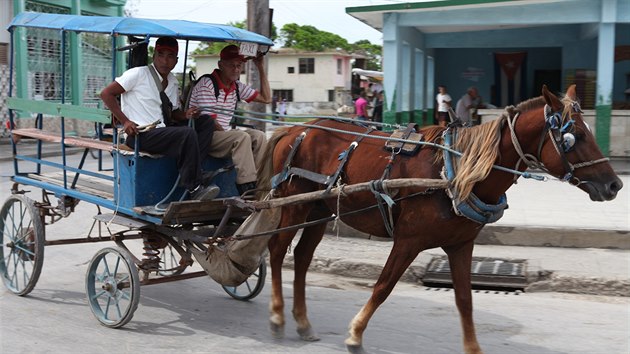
{"left": 155, "top": 36, "right": 178, "bottom": 54}
{"left": 220, "top": 44, "right": 246, "bottom": 62}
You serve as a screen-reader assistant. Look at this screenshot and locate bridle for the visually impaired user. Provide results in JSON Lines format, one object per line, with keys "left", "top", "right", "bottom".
{"left": 506, "top": 101, "right": 609, "bottom": 185}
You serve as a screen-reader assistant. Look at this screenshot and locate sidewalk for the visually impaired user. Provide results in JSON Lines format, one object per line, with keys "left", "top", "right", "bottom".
{"left": 284, "top": 235, "right": 630, "bottom": 297}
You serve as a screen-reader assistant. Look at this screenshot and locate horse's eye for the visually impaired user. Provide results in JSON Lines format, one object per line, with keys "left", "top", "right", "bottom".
{"left": 562, "top": 133, "right": 576, "bottom": 152}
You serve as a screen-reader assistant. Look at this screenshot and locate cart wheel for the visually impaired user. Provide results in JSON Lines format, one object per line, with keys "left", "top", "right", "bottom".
{"left": 158, "top": 243, "right": 186, "bottom": 276}
{"left": 222, "top": 261, "right": 266, "bottom": 301}
{"left": 0, "top": 195, "right": 45, "bottom": 296}
{"left": 85, "top": 247, "right": 140, "bottom": 328}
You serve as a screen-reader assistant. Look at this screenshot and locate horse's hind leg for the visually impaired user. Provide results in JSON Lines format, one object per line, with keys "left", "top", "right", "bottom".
{"left": 345, "top": 238, "right": 422, "bottom": 354}
{"left": 443, "top": 240, "right": 483, "bottom": 354}
{"left": 292, "top": 222, "right": 326, "bottom": 341}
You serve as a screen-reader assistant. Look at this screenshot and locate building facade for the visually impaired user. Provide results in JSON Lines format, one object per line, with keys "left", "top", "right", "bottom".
{"left": 194, "top": 48, "right": 357, "bottom": 114}
{"left": 347, "top": 0, "right": 630, "bottom": 156}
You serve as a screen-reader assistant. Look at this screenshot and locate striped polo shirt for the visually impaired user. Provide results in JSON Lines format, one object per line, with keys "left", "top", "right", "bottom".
{"left": 190, "top": 69, "right": 258, "bottom": 130}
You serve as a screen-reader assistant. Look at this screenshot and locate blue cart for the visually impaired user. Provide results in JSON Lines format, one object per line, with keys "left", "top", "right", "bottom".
{"left": 1, "top": 12, "right": 273, "bottom": 328}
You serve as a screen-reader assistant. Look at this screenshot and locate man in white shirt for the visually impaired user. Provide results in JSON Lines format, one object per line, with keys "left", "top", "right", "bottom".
{"left": 435, "top": 85, "right": 452, "bottom": 127}
{"left": 189, "top": 44, "right": 271, "bottom": 195}
{"left": 100, "top": 37, "right": 218, "bottom": 200}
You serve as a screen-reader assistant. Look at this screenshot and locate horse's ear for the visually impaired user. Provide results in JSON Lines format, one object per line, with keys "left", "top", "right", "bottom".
{"left": 542, "top": 84, "right": 563, "bottom": 112}
{"left": 565, "top": 84, "right": 577, "bottom": 101}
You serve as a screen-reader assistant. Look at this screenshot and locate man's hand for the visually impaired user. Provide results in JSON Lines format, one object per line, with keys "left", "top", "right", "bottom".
{"left": 123, "top": 120, "right": 139, "bottom": 136}
{"left": 214, "top": 120, "right": 224, "bottom": 131}
{"left": 186, "top": 107, "right": 200, "bottom": 119}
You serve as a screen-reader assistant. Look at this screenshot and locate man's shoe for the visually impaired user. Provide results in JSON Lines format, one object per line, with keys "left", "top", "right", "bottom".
{"left": 189, "top": 184, "right": 220, "bottom": 201}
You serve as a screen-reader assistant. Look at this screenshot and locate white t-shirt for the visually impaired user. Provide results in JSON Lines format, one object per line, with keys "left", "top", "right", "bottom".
{"left": 436, "top": 93, "right": 452, "bottom": 113}
{"left": 115, "top": 64, "right": 180, "bottom": 128}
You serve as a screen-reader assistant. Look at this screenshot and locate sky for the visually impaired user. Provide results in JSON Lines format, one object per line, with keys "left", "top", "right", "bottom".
{"left": 130, "top": 0, "right": 393, "bottom": 45}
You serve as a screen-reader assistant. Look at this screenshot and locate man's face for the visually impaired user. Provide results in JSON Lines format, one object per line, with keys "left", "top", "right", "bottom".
{"left": 219, "top": 59, "right": 244, "bottom": 82}
{"left": 153, "top": 50, "right": 178, "bottom": 75}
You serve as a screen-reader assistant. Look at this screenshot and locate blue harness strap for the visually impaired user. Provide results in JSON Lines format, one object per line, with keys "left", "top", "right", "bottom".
{"left": 442, "top": 128, "right": 508, "bottom": 224}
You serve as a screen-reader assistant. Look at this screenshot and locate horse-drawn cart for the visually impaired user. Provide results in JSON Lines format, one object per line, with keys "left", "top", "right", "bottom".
{"left": 1, "top": 12, "right": 274, "bottom": 328}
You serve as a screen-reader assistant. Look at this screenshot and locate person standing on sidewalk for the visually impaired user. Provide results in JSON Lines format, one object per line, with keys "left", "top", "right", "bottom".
{"left": 435, "top": 85, "right": 452, "bottom": 127}
{"left": 100, "top": 36, "right": 218, "bottom": 200}
{"left": 189, "top": 44, "right": 271, "bottom": 195}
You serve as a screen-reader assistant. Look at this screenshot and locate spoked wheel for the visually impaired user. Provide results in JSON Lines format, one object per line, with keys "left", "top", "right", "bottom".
{"left": 85, "top": 247, "right": 140, "bottom": 328}
{"left": 222, "top": 261, "right": 266, "bottom": 301}
{"left": 158, "top": 242, "right": 187, "bottom": 276}
{"left": 0, "top": 195, "right": 45, "bottom": 296}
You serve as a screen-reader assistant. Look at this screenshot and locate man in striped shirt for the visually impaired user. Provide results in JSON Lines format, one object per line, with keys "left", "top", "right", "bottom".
{"left": 190, "top": 44, "right": 271, "bottom": 195}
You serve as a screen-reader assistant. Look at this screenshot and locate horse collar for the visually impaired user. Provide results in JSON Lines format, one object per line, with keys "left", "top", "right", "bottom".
{"left": 442, "top": 128, "right": 508, "bottom": 224}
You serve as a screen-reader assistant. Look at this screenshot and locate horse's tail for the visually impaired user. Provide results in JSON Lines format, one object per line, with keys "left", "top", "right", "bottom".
{"left": 257, "top": 127, "right": 290, "bottom": 194}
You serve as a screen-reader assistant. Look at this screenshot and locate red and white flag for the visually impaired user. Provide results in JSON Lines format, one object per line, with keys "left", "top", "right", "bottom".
{"left": 494, "top": 52, "right": 527, "bottom": 107}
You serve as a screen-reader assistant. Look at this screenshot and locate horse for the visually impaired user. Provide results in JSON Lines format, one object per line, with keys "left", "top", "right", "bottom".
{"left": 256, "top": 85, "right": 623, "bottom": 354}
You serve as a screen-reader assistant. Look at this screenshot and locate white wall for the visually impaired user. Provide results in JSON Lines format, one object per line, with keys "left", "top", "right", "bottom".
{"left": 1, "top": 1, "right": 13, "bottom": 44}
{"left": 194, "top": 51, "right": 354, "bottom": 104}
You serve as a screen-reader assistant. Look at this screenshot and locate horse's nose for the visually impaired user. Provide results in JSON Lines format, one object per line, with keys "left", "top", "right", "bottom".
{"left": 608, "top": 177, "right": 623, "bottom": 198}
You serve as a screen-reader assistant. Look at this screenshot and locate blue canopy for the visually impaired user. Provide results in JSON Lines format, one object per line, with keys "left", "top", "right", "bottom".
{"left": 7, "top": 12, "right": 274, "bottom": 46}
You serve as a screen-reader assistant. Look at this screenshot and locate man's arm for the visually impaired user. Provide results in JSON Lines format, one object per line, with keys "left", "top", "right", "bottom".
{"left": 251, "top": 55, "right": 271, "bottom": 104}
{"left": 100, "top": 81, "right": 139, "bottom": 136}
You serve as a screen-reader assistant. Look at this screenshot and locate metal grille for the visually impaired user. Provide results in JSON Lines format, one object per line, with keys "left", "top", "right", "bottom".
{"left": 423, "top": 256, "right": 528, "bottom": 291}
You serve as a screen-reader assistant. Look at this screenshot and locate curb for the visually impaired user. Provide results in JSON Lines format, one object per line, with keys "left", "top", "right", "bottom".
{"left": 328, "top": 222, "right": 630, "bottom": 250}
{"left": 282, "top": 253, "right": 630, "bottom": 298}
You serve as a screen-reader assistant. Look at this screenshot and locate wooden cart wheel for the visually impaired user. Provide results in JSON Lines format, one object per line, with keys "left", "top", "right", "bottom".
{"left": 0, "top": 195, "right": 45, "bottom": 296}
{"left": 158, "top": 243, "right": 187, "bottom": 276}
{"left": 85, "top": 247, "right": 140, "bottom": 328}
{"left": 222, "top": 261, "right": 266, "bottom": 301}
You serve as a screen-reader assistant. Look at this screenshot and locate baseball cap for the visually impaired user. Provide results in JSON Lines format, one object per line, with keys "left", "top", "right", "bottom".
{"left": 220, "top": 44, "right": 246, "bottom": 62}
{"left": 155, "top": 36, "right": 178, "bottom": 54}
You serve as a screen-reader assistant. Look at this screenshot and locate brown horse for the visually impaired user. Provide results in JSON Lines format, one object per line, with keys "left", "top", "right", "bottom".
{"left": 257, "top": 85, "right": 622, "bottom": 354}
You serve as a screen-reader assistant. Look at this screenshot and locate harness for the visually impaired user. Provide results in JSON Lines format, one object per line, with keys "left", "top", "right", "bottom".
{"left": 442, "top": 128, "right": 508, "bottom": 224}
{"left": 507, "top": 102, "right": 609, "bottom": 185}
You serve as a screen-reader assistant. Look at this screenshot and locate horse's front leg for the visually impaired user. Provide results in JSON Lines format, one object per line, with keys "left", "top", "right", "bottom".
{"left": 345, "top": 238, "right": 422, "bottom": 354}
{"left": 291, "top": 222, "right": 326, "bottom": 341}
{"left": 268, "top": 229, "right": 296, "bottom": 339}
{"left": 443, "top": 240, "right": 483, "bottom": 354}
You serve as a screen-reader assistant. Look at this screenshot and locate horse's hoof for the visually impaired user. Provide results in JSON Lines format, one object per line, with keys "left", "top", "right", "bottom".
{"left": 346, "top": 343, "right": 366, "bottom": 354}
{"left": 297, "top": 326, "right": 320, "bottom": 341}
{"left": 270, "top": 321, "right": 285, "bottom": 339}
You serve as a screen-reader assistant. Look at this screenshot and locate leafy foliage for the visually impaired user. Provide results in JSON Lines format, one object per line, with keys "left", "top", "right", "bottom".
{"left": 192, "top": 20, "right": 278, "bottom": 56}
{"left": 280, "top": 23, "right": 381, "bottom": 70}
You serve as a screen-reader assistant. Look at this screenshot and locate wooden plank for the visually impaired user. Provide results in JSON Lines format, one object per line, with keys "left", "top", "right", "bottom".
{"left": 161, "top": 199, "right": 248, "bottom": 224}
{"left": 12, "top": 128, "right": 114, "bottom": 152}
{"left": 26, "top": 173, "right": 114, "bottom": 200}
{"left": 251, "top": 178, "right": 449, "bottom": 210}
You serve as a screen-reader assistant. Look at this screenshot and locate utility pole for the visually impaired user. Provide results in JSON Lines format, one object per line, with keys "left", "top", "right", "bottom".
{"left": 247, "top": 0, "right": 271, "bottom": 131}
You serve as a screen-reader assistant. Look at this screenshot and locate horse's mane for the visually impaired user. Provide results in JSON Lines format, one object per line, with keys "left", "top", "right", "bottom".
{"left": 450, "top": 118, "right": 505, "bottom": 201}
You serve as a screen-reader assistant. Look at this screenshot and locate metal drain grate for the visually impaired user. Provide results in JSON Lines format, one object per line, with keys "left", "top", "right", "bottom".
{"left": 422, "top": 257, "right": 528, "bottom": 291}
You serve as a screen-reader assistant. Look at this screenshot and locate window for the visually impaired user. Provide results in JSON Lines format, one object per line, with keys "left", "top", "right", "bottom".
{"left": 299, "top": 58, "right": 314, "bottom": 74}
{"left": 337, "top": 59, "right": 342, "bottom": 75}
{"left": 287, "top": 66, "right": 295, "bottom": 74}
{"left": 0, "top": 43, "right": 7, "bottom": 65}
{"left": 328, "top": 90, "right": 335, "bottom": 102}
{"left": 273, "top": 89, "right": 293, "bottom": 102}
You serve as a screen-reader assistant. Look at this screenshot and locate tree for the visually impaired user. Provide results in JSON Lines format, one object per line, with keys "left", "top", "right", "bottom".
{"left": 350, "top": 39, "right": 382, "bottom": 71}
{"left": 192, "top": 20, "right": 278, "bottom": 56}
{"left": 279, "top": 23, "right": 381, "bottom": 70}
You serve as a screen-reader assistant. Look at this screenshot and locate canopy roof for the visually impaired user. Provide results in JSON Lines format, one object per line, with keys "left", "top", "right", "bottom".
{"left": 7, "top": 12, "right": 274, "bottom": 46}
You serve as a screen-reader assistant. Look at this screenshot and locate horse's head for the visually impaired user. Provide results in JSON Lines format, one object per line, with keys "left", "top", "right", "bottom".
{"left": 538, "top": 84, "right": 623, "bottom": 201}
